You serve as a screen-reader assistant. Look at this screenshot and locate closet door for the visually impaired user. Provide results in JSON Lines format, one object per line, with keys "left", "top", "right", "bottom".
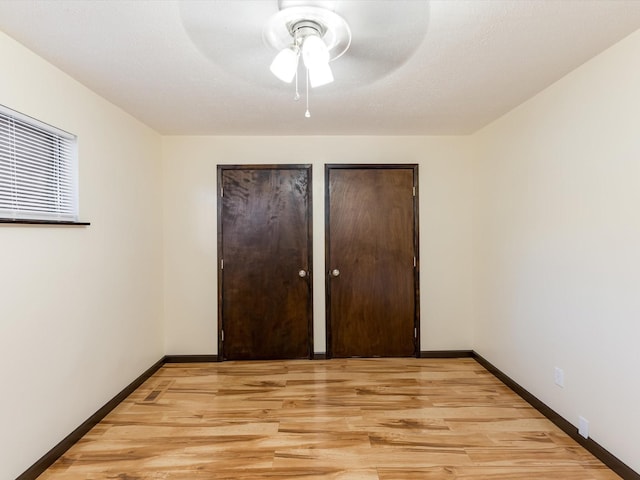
{"left": 326, "top": 165, "right": 418, "bottom": 358}
{"left": 218, "top": 165, "right": 312, "bottom": 360}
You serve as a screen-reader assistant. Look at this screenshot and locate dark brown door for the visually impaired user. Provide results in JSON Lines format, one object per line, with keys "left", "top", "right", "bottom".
{"left": 218, "top": 165, "right": 312, "bottom": 360}
{"left": 326, "top": 166, "right": 418, "bottom": 358}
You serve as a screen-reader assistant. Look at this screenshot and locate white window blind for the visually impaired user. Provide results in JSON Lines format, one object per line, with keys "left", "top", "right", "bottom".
{"left": 0, "top": 105, "right": 78, "bottom": 222}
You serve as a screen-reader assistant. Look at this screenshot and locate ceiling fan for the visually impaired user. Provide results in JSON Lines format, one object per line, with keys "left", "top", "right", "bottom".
{"left": 179, "top": 0, "right": 430, "bottom": 116}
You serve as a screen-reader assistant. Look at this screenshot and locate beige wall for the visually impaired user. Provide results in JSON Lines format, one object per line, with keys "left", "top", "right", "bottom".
{"left": 161, "top": 136, "right": 475, "bottom": 355}
{"left": 0, "top": 32, "right": 164, "bottom": 479}
{"left": 472, "top": 29, "right": 640, "bottom": 472}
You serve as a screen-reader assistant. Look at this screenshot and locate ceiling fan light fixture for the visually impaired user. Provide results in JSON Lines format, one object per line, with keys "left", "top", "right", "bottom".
{"left": 263, "top": 6, "right": 351, "bottom": 61}
{"left": 309, "top": 61, "right": 334, "bottom": 88}
{"left": 270, "top": 46, "right": 299, "bottom": 83}
{"left": 301, "top": 32, "right": 330, "bottom": 71}
{"left": 263, "top": 5, "right": 351, "bottom": 116}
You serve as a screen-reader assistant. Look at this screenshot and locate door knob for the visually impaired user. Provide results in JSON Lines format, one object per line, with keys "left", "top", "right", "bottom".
{"left": 298, "top": 270, "right": 307, "bottom": 278}
{"left": 330, "top": 269, "right": 340, "bottom": 277}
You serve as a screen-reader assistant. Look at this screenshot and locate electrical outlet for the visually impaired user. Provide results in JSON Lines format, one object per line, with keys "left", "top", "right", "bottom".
{"left": 554, "top": 367, "right": 564, "bottom": 387}
{"left": 579, "top": 416, "right": 589, "bottom": 438}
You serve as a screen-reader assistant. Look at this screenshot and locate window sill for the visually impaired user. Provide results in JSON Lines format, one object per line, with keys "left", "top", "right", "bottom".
{"left": 0, "top": 218, "right": 90, "bottom": 226}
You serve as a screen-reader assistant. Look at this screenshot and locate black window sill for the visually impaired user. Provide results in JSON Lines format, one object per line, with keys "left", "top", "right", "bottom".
{"left": 0, "top": 219, "right": 90, "bottom": 226}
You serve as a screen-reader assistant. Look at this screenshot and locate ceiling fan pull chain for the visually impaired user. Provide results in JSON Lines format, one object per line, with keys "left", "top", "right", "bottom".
{"left": 305, "top": 67, "right": 311, "bottom": 118}
{"left": 294, "top": 63, "right": 300, "bottom": 101}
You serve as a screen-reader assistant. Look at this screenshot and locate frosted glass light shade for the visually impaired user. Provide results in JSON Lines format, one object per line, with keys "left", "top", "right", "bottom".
{"left": 309, "top": 62, "right": 334, "bottom": 88}
{"left": 270, "top": 47, "right": 299, "bottom": 83}
{"left": 302, "top": 34, "right": 330, "bottom": 70}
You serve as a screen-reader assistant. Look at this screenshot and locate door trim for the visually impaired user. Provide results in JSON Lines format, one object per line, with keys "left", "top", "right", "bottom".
{"left": 324, "top": 164, "right": 420, "bottom": 358}
{"left": 217, "top": 164, "right": 313, "bottom": 361}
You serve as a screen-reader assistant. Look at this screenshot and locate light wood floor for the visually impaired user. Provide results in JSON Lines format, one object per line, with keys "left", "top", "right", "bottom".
{"left": 38, "top": 358, "right": 620, "bottom": 479}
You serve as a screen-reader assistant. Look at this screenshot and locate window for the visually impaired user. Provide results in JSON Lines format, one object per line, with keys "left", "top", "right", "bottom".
{"left": 0, "top": 105, "right": 79, "bottom": 223}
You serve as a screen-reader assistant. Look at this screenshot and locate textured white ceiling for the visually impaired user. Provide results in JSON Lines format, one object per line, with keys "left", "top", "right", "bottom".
{"left": 0, "top": 0, "right": 639, "bottom": 135}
